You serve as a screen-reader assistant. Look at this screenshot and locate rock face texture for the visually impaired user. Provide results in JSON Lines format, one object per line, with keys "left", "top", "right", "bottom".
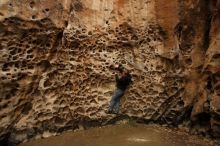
{"left": 0, "top": 0, "right": 220, "bottom": 144}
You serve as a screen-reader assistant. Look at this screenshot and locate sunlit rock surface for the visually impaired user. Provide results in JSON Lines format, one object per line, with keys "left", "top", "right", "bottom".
{"left": 0, "top": 0, "right": 220, "bottom": 144}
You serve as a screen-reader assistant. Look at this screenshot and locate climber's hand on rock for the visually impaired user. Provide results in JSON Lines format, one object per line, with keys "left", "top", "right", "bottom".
{"left": 115, "top": 64, "right": 119, "bottom": 69}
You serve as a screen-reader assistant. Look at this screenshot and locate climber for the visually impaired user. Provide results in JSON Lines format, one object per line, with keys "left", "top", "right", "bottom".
{"left": 106, "top": 64, "right": 132, "bottom": 114}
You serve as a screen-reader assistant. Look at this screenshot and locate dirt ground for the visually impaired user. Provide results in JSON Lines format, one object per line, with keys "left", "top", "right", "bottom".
{"left": 20, "top": 124, "right": 218, "bottom": 146}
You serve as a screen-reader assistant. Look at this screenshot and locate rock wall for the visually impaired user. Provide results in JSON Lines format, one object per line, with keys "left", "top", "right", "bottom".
{"left": 0, "top": 0, "right": 220, "bottom": 144}
{"left": 176, "top": 0, "right": 220, "bottom": 137}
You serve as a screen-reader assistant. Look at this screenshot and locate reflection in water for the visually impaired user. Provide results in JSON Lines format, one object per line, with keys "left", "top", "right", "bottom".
{"left": 20, "top": 124, "right": 217, "bottom": 146}
{"left": 127, "top": 137, "right": 151, "bottom": 142}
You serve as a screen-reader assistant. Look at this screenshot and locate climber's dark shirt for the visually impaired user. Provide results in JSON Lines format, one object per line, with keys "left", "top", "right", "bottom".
{"left": 115, "top": 74, "right": 132, "bottom": 91}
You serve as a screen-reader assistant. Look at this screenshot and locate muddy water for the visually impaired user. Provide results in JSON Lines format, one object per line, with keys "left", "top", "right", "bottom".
{"left": 20, "top": 124, "right": 217, "bottom": 146}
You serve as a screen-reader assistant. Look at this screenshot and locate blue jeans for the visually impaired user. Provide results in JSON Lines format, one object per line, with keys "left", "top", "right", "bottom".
{"left": 108, "top": 88, "right": 124, "bottom": 113}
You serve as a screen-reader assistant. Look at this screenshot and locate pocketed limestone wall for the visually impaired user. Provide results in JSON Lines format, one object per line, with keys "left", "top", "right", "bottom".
{"left": 0, "top": 0, "right": 220, "bottom": 144}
